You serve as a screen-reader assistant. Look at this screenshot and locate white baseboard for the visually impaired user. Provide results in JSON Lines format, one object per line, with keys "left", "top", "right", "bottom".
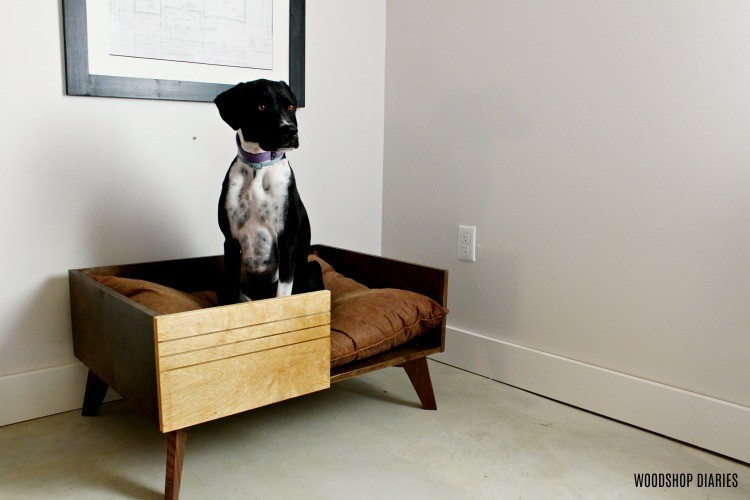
{"left": 0, "top": 362, "right": 120, "bottom": 427}
{"left": 431, "top": 327, "right": 750, "bottom": 464}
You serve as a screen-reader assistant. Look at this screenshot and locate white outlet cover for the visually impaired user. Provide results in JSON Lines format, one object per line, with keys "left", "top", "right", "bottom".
{"left": 458, "top": 225, "right": 476, "bottom": 262}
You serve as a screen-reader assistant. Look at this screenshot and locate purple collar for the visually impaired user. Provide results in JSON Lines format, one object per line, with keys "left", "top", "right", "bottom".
{"left": 236, "top": 134, "right": 285, "bottom": 169}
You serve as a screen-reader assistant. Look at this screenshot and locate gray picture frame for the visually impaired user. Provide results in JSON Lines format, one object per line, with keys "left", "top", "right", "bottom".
{"left": 62, "top": 0, "right": 306, "bottom": 106}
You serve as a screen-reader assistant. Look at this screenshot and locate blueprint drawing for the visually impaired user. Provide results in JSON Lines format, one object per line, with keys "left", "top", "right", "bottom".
{"left": 109, "top": 0, "right": 273, "bottom": 70}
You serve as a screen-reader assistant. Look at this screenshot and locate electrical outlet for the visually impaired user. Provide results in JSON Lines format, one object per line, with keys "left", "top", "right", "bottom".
{"left": 458, "top": 225, "right": 476, "bottom": 262}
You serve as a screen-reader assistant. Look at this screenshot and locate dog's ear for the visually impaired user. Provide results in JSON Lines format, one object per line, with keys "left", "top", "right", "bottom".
{"left": 279, "top": 81, "right": 297, "bottom": 104}
{"left": 214, "top": 83, "right": 249, "bottom": 130}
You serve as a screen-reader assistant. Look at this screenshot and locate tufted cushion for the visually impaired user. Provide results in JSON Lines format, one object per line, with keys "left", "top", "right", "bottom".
{"left": 309, "top": 255, "right": 448, "bottom": 367}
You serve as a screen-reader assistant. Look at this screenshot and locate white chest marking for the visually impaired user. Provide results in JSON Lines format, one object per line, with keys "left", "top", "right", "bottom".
{"left": 225, "top": 158, "right": 291, "bottom": 278}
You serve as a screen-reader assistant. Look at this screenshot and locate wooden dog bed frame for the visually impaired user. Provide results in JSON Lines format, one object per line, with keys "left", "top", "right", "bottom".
{"left": 69, "top": 245, "right": 447, "bottom": 499}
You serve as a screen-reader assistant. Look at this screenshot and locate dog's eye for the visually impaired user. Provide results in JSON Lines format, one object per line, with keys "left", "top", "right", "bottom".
{"left": 287, "top": 104, "right": 295, "bottom": 111}
{"left": 257, "top": 104, "right": 266, "bottom": 111}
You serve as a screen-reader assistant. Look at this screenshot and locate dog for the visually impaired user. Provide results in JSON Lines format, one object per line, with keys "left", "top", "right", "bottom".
{"left": 214, "top": 79, "right": 322, "bottom": 303}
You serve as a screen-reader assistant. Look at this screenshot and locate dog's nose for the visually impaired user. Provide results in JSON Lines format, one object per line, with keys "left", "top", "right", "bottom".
{"left": 281, "top": 122, "right": 298, "bottom": 135}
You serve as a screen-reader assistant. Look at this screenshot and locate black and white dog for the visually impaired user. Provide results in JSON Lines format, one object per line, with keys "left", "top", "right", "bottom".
{"left": 214, "top": 79, "right": 322, "bottom": 304}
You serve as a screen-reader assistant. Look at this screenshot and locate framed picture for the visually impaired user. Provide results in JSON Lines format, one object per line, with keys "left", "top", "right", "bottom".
{"left": 62, "top": 0, "right": 305, "bottom": 105}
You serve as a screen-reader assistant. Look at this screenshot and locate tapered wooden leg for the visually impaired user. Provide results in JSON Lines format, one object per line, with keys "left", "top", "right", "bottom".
{"left": 165, "top": 429, "right": 188, "bottom": 500}
{"left": 400, "top": 357, "right": 437, "bottom": 410}
{"left": 81, "top": 369, "right": 109, "bottom": 416}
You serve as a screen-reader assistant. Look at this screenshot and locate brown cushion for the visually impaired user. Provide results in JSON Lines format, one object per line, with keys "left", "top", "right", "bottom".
{"left": 88, "top": 274, "right": 217, "bottom": 315}
{"left": 310, "top": 255, "right": 448, "bottom": 367}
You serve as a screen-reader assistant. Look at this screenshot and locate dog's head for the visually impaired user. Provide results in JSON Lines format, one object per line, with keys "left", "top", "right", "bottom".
{"left": 214, "top": 79, "right": 299, "bottom": 152}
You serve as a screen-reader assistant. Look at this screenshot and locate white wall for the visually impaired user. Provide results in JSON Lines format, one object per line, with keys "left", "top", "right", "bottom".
{"left": 0, "top": 0, "right": 384, "bottom": 424}
{"left": 384, "top": 1, "right": 750, "bottom": 462}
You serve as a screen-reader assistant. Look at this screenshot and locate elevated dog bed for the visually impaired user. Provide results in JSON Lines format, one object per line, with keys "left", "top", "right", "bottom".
{"left": 69, "top": 245, "right": 448, "bottom": 499}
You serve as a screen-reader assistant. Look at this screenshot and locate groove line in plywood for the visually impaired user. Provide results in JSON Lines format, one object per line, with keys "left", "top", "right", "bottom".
{"left": 157, "top": 325, "right": 329, "bottom": 370}
{"left": 157, "top": 311, "right": 327, "bottom": 345}
{"left": 156, "top": 312, "right": 330, "bottom": 356}
{"left": 158, "top": 324, "right": 327, "bottom": 359}
{"left": 157, "top": 328, "right": 331, "bottom": 372}
{"left": 158, "top": 339, "right": 329, "bottom": 374}
{"left": 154, "top": 290, "right": 330, "bottom": 342}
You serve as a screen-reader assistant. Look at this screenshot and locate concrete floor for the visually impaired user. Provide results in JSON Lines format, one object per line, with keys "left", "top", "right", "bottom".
{"left": 0, "top": 361, "right": 748, "bottom": 499}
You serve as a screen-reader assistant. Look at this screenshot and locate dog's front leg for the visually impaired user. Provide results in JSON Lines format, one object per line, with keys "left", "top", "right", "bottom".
{"left": 220, "top": 239, "right": 242, "bottom": 304}
{"left": 275, "top": 234, "right": 295, "bottom": 297}
{"left": 277, "top": 279, "right": 294, "bottom": 297}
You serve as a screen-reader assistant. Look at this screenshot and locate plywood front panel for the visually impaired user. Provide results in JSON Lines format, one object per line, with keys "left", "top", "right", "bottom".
{"left": 154, "top": 291, "right": 331, "bottom": 432}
